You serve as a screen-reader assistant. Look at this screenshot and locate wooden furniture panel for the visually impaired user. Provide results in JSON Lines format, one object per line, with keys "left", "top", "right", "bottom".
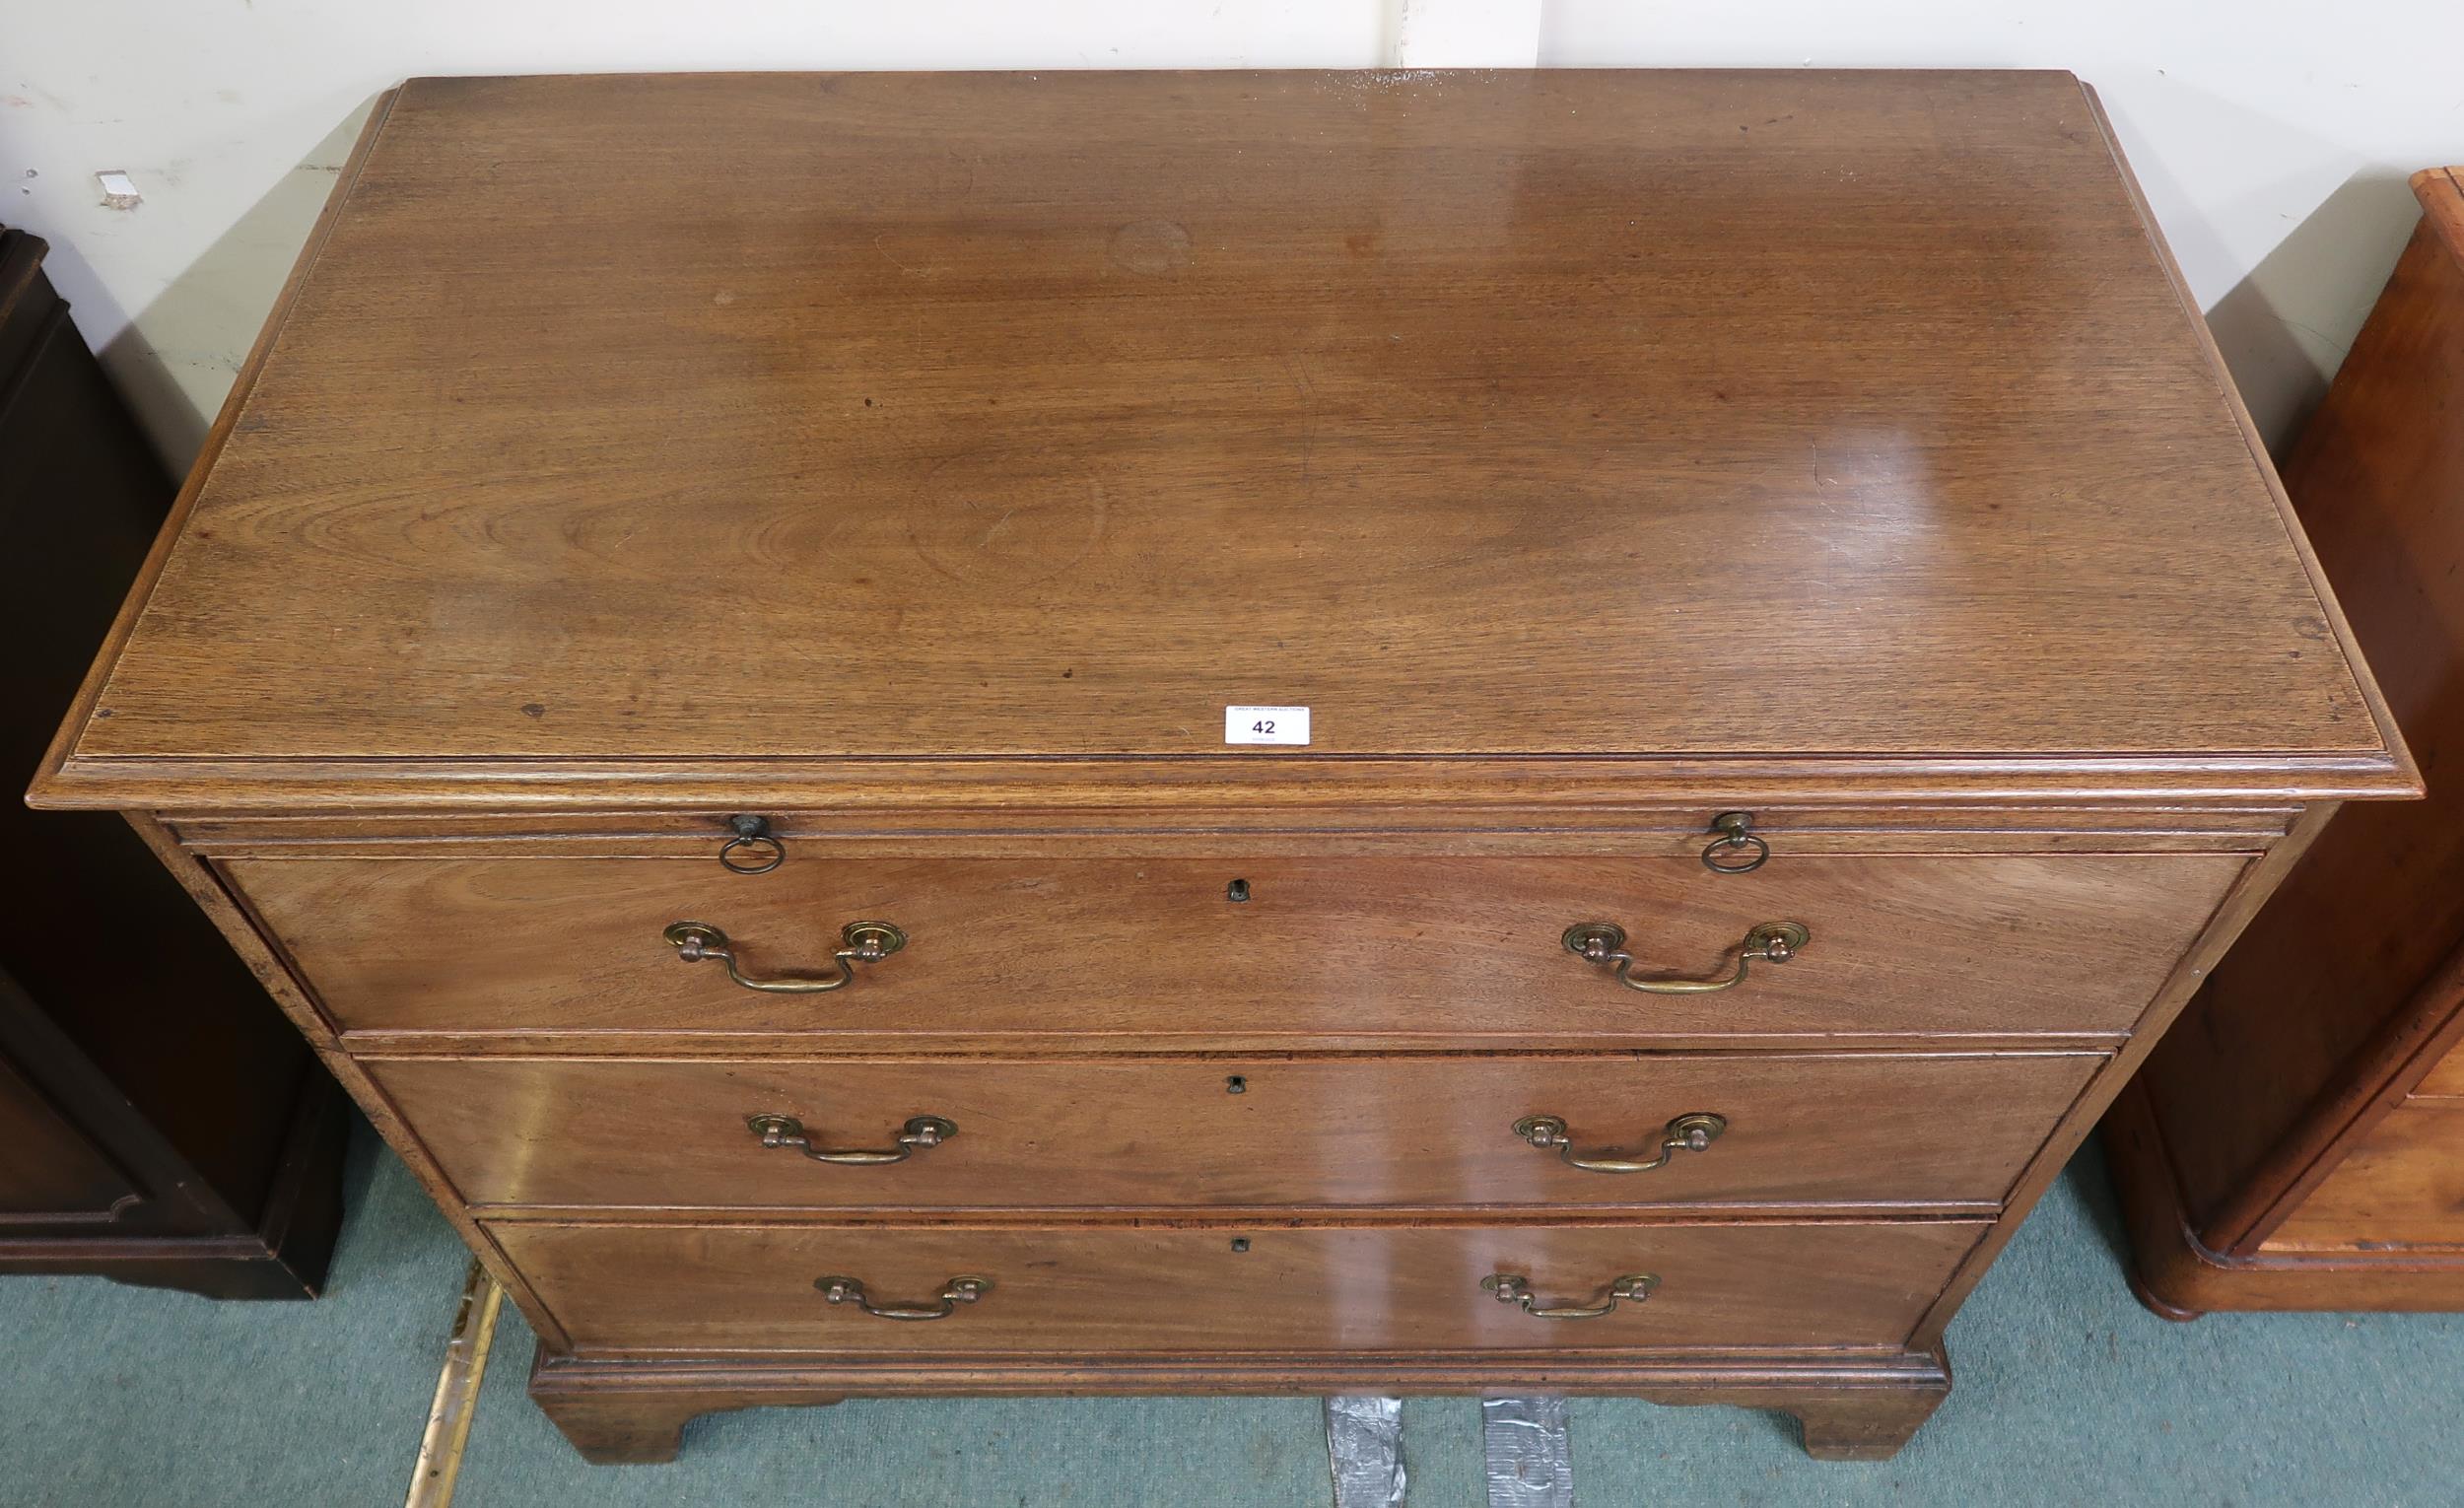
{"left": 492, "top": 1217, "right": 1987, "bottom": 1356}
{"left": 25, "top": 74, "right": 2415, "bottom": 1458}
{"left": 2262, "top": 1102, "right": 2464, "bottom": 1251}
{"left": 169, "top": 805, "right": 2302, "bottom": 856}
{"left": 373, "top": 1052, "right": 2100, "bottom": 1213}
{"left": 0, "top": 229, "right": 345, "bottom": 1299}
{"left": 230, "top": 854, "right": 2242, "bottom": 1043}
{"left": 0, "top": 1051, "right": 139, "bottom": 1218}
{"left": 2413, "top": 1044, "right": 2464, "bottom": 1099}
{"left": 2106, "top": 168, "right": 2464, "bottom": 1314}
{"left": 49, "top": 72, "right": 2382, "bottom": 784}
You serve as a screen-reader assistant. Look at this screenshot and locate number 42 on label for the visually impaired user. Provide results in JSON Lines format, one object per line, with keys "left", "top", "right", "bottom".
{"left": 1224, "top": 706, "right": 1310, "bottom": 745}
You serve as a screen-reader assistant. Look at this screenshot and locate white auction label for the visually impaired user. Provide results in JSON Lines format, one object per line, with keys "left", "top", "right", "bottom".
{"left": 1225, "top": 706, "right": 1310, "bottom": 745}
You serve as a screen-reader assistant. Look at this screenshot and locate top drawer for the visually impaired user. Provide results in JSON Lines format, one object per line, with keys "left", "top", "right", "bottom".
{"left": 226, "top": 853, "right": 2239, "bottom": 1046}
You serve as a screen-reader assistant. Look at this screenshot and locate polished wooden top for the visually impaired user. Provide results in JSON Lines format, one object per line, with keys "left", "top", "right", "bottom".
{"left": 34, "top": 71, "right": 2411, "bottom": 811}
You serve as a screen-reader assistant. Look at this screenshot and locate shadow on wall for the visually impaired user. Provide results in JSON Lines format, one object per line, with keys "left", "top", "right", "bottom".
{"left": 91, "top": 100, "right": 378, "bottom": 471}
{"left": 2203, "top": 171, "right": 2423, "bottom": 454}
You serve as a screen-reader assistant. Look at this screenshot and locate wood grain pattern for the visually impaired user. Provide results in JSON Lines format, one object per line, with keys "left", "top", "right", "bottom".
{"left": 2262, "top": 1102, "right": 2464, "bottom": 1249}
{"left": 39, "top": 756, "right": 2409, "bottom": 814}
{"left": 167, "top": 803, "right": 2302, "bottom": 857}
{"left": 2419, "top": 167, "right": 2464, "bottom": 262}
{"left": 492, "top": 1217, "right": 1985, "bottom": 1356}
{"left": 227, "top": 853, "right": 2242, "bottom": 1043}
{"left": 524, "top": 1344, "right": 1951, "bottom": 1465}
{"left": 2108, "top": 166, "right": 2464, "bottom": 1306}
{"left": 2104, "top": 1076, "right": 2464, "bottom": 1317}
{"left": 2414, "top": 1045, "right": 2464, "bottom": 1099}
{"left": 27, "top": 70, "right": 2409, "bottom": 814}
{"left": 1906, "top": 796, "right": 2344, "bottom": 1347}
{"left": 371, "top": 1052, "right": 2098, "bottom": 1214}
{"left": 112, "top": 813, "right": 577, "bottom": 1346}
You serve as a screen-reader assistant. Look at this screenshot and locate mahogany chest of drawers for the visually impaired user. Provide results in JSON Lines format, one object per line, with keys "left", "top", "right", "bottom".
{"left": 28, "top": 70, "right": 2416, "bottom": 1462}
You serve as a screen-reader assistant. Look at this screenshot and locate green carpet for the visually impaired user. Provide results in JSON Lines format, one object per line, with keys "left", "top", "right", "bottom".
{"left": 5, "top": 1124, "right": 2460, "bottom": 1505}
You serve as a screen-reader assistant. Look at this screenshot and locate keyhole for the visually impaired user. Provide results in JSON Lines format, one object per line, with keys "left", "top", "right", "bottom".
{"left": 1226, "top": 878, "right": 1251, "bottom": 903}
{"left": 1230, "top": 1238, "right": 1251, "bottom": 1253}
{"left": 1225, "top": 1075, "right": 1247, "bottom": 1094}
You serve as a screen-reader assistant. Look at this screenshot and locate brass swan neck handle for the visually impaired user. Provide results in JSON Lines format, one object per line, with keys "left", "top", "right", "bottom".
{"left": 748, "top": 1113, "right": 954, "bottom": 1165}
{"left": 817, "top": 1274, "right": 990, "bottom": 1321}
{"left": 1561, "top": 921, "right": 1808, "bottom": 994}
{"left": 1482, "top": 1272, "right": 1659, "bottom": 1321}
{"left": 663, "top": 920, "right": 906, "bottom": 994}
{"left": 1514, "top": 1112, "right": 1726, "bottom": 1174}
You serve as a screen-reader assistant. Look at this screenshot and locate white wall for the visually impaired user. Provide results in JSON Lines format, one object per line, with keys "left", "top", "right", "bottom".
{"left": 6, "top": 1, "right": 2460, "bottom": 467}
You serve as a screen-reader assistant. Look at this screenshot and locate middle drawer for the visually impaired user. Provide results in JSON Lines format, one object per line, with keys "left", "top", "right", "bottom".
{"left": 372, "top": 1052, "right": 2099, "bottom": 1212}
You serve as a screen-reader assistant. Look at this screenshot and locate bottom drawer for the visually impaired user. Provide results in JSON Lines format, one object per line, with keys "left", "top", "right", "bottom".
{"left": 493, "top": 1218, "right": 1985, "bottom": 1356}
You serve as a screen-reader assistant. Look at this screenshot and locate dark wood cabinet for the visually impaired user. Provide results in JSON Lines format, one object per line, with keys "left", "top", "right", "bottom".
{"left": 0, "top": 228, "right": 347, "bottom": 1299}
{"left": 2107, "top": 168, "right": 2464, "bottom": 1315}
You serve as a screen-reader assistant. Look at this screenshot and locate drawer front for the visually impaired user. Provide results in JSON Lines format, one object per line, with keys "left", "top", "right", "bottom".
{"left": 491, "top": 1217, "right": 1985, "bottom": 1355}
{"left": 376, "top": 1052, "right": 2096, "bottom": 1212}
{"left": 230, "top": 854, "right": 2239, "bottom": 1041}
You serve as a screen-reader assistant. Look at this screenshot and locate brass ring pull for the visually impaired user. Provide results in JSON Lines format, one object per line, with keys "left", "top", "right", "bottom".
{"left": 1700, "top": 810, "right": 1769, "bottom": 873}
{"left": 817, "top": 1274, "right": 991, "bottom": 1321}
{"left": 663, "top": 920, "right": 907, "bottom": 993}
{"left": 1561, "top": 920, "right": 1808, "bottom": 994}
{"left": 1514, "top": 1112, "right": 1726, "bottom": 1174}
{"left": 719, "top": 813, "right": 786, "bottom": 874}
{"left": 748, "top": 1112, "right": 954, "bottom": 1165}
{"left": 1481, "top": 1271, "right": 1659, "bottom": 1321}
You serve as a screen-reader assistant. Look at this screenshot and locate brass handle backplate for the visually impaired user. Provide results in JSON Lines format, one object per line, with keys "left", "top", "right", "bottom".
{"left": 1561, "top": 920, "right": 1807, "bottom": 994}
{"left": 817, "top": 1274, "right": 991, "bottom": 1321}
{"left": 1482, "top": 1271, "right": 1659, "bottom": 1321}
{"left": 1514, "top": 1112, "right": 1726, "bottom": 1174}
{"left": 749, "top": 1112, "right": 954, "bottom": 1165}
{"left": 663, "top": 920, "right": 907, "bottom": 994}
